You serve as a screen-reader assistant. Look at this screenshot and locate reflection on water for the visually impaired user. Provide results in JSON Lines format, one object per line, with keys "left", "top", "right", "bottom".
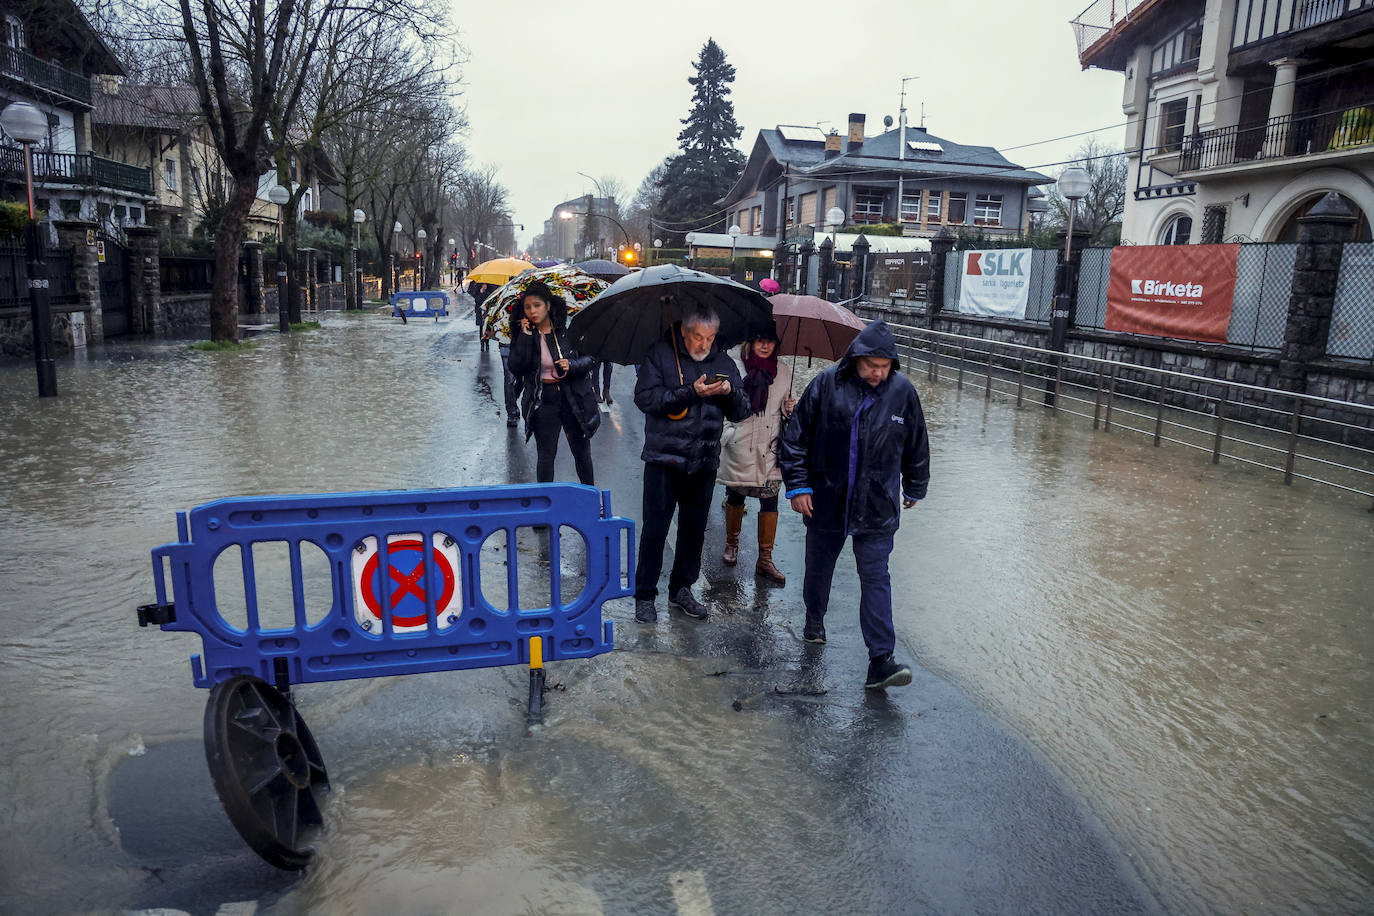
{"left": 0, "top": 315, "right": 1369, "bottom": 914}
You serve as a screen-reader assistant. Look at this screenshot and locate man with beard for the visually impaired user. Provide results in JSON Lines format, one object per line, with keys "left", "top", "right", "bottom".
{"left": 632, "top": 307, "right": 750, "bottom": 623}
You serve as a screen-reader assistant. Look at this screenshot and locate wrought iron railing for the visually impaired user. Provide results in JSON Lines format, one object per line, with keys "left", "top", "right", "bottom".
{"left": 0, "top": 46, "right": 92, "bottom": 105}
{"left": 0, "top": 147, "right": 153, "bottom": 195}
{"left": 1179, "top": 102, "right": 1374, "bottom": 172}
{"left": 1232, "top": 0, "right": 1372, "bottom": 49}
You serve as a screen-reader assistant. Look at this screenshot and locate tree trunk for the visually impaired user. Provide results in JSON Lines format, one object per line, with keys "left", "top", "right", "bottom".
{"left": 210, "top": 178, "right": 258, "bottom": 341}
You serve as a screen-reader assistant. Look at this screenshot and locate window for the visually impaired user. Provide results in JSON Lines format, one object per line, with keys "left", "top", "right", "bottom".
{"left": 752, "top": 205, "right": 761, "bottom": 234}
{"left": 926, "top": 191, "right": 942, "bottom": 221}
{"left": 901, "top": 191, "right": 921, "bottom": 223}
{"left": 164, "top": 158, "right": 177, "bottom": 191}
{"left": 947, "top": 192, "right": 968, "bottom": 224}
{"left": 1158, "top": 214, "right": 1193, "bottom": 245}
{"left": 798, "top": 191, "right": 817, "bottom": 228}
{"left": 1159, "top": 99, "right": 1188, "bottom": 153}
{"left": 129, "top": 206, "right": 142, "bottom": 223}
{"left": 5, "top": 14, "right": 23, "bottom": 49}
{"left": 974, "top": 194, "right": 1003, "bottom": 226}
{"left": 853, "top": 187, "right": 885, "bottom": 223}
{"left": 821, "top": 186, "right": 836, "bottom": 220}
{"left": 785, "top": 197, "right": 796, "bottom": 229}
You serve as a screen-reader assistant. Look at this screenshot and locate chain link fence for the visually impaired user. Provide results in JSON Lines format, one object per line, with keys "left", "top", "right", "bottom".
{"left": 1229, "top": 243, "right": 1293, "bottom": 350}
{"left": 1330, "top": 242, "right": 1374, "bottom": 362}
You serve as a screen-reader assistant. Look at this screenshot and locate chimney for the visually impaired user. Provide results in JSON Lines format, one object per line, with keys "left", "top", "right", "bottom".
{"left": 847, "top": 113, "right": 866, "bottom": 149}
{"left": 824, "top": 130, "right": 841, "bottom": 158}
{"left": 99, "top": 74, "right": 120, "bottom": 96}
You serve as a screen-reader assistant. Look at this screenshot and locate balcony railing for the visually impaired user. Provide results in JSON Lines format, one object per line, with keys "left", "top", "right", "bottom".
{"left": 0, "top": 45, "right": 92, "bottom": 106}
{"left": 1179, "top": 103, "right": 1374, "bottom": 172}
{"left": 0, "top": 147, "right": 153, "bottom": 196}
{"left": 1072, "top": 0, "right": 1154, "bottom": 60}
{"left": 1232, "top": 0, "right": 1373, "bottom": 49}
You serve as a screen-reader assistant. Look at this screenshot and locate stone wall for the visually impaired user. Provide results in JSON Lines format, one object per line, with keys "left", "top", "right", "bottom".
{"left": 0, "top": 307, "right": 81, "bottom": 357}
{"left": 157, "top": 293, "right": 211, "bottom": 337}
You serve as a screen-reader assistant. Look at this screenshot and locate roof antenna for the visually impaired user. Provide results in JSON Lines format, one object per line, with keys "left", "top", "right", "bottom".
{"left": 898, "top": 76, "right": 917, "bottom": 227}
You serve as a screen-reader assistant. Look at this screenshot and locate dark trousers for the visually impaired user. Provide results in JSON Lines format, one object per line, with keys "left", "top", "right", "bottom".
{"left": 802, "top": 527, "right": 896, "bottom": 659}
{"left": 498, "top": 346, "right": 522, "bottom": 418}
{"left": 531, "top": 387, "right": 594, "bottom": 485}
{"left": 635, "top": 463, "right": 716, "bottom": 600}
{"left": 592, "top": 361, "right": 613, "bottom": 396}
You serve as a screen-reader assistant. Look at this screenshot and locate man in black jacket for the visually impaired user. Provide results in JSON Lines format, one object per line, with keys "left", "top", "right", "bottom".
{"left": 779, "top": 320, "right": 930, "bottom": 689}
{"left": 633, "top": 307, "right": 750, "bottom": 623}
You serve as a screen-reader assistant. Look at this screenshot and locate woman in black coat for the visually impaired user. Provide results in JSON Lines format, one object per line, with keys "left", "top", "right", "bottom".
{"left": 507, "top": 281, "right": 601, "bottom": 485}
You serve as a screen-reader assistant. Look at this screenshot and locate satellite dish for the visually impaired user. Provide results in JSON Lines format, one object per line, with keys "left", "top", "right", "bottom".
{"left": 883, "top": 115, "right": 894, "bottom": 128}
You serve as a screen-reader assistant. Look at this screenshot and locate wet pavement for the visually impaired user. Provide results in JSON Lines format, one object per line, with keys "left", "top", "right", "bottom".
{"left": 1, "top": 304, "right": 1369, "bottom": 914}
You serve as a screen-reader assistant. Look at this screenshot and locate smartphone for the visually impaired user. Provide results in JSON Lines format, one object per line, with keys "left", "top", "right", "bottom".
{"left": 708, "top": 374, "right": 730, "bottom": 384}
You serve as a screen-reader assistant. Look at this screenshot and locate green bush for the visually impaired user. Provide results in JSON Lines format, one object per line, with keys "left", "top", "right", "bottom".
{"left": 190, "top": 339, "right": 259, "bottom": 351}
{"left": 0, "top": 201, "right": 39, "bottom": 239}
{"left": 304, "top": 210, "right": 350, "bottom": 234}
{"left": 842, "top": 222, "right": 905, "bottom": 237}
{"left": 952, "top": 227, "right": 1059, "bottom": 250}
{"left": 299, "top": 222, "right": 348, "bottom": 260}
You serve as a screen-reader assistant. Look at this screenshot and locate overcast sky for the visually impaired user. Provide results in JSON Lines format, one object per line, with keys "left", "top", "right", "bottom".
{"left": 456, "top": 0, "right": 1125, "bottom": 249}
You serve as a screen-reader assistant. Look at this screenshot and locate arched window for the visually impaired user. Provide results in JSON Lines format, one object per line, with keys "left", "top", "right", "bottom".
{"left": 1275, "top": 193, "right": 1371, "bottom": 242}
{"left": 1158, "top": 214, "right": 1193, "bottom": 245}
{"left": 5, "top": 15, "right": 23, "bottom": 49}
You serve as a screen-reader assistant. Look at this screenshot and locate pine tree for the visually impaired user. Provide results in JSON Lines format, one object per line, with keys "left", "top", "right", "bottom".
{"left": 656, "top": 39, "right": 746, "bottom": 244}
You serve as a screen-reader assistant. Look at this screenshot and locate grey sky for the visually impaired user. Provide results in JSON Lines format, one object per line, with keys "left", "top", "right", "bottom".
{"left": 457, "top": 0, "right": 1124, "bottom": 250}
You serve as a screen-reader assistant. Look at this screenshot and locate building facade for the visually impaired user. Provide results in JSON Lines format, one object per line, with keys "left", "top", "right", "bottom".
{"left": 719, "top": 114, "right": 1051, "bottom": 245}
{"left": 1073, "top": 0, "right": 1374, "bottom": 244}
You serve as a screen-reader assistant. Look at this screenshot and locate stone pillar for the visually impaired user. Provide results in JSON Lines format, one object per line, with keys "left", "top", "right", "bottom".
{"left": 926, "top": 227, "right": 955, "bottom": 326}
{"left": 1278, "top": 191, "right": 1357, "bottom": 391}
{"left": 243, "top": 241, "right": 264, "bottom": 314}
{"left": 52, "top": 219, "right": 101, "bottom": 344}
{"left": 798, "top": 239, "right": 815, "bottom": 295}
{"left": 818, "top": 237, "right": 835, "bottom": 300}
{"left": 124, "top": 227, "right": 160, "bottom": 337}
{"left": 849, "top": 235, "right": 871, "bottom": 300}
{"left": 1264, "top": 57, "right": 1301, "bottom": 156}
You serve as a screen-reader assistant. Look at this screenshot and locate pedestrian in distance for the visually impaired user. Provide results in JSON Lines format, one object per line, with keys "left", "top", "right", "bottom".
{"left": 492, "top": 290, "right": 525, "bottom": 427}
{"left": 591, "top": 360, "right": 614, "bottom": 405}
{"left": 506, "top": 281, "right": 600, "bottom": 485}
{"left": 472, "top": 282, "right": 493, "bottom": 352}
{"left": 717, "top": 327, "right": 795, "bottom": 585}
{"left": 633, "top": 307, "right": 750, "bottom": 624}
{"left": 778, "top": 319, "right": 930, "bottom": 690}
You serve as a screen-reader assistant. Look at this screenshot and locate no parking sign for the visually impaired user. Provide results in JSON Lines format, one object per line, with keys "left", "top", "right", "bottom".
{"left": 350, "top": 533, "right": 461, "bottom": 633}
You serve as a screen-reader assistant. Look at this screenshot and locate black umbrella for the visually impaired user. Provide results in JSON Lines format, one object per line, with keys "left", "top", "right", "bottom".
{"left": 573, "top": 258, "right": 631, "bottom": 283}
{"left": 567, "top": 264, "right": 773, "bottom": 365}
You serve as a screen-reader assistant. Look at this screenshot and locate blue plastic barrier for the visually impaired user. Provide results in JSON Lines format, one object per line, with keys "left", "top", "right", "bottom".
{"left": 390, "top": 290, "right": 450, "bottom": 319}
{"left": 140, "top": 483, "right": 633, "bottom": 689}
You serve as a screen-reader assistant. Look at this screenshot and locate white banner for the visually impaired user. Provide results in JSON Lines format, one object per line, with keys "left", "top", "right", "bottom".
{"left": 957, "top": 249, "right": 1033, "bottom": 319}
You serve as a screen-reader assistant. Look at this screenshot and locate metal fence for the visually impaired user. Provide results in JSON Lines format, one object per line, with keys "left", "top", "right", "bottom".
{"left": 160, "top": 255, "right": 215, "bottom": 293}
{"left": 877, "top": 320, "right": 1374, "bottom": 508}
{"left": 0, "top": 244, "right": 78, "bottom": 310}
{"left": 1330, "top": 242, "right": 1374, "bottom": 361}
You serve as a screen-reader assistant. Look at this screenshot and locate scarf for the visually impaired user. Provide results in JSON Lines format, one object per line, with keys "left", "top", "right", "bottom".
{"left": 741, "top": 350, "right": 777, "bottom": 415}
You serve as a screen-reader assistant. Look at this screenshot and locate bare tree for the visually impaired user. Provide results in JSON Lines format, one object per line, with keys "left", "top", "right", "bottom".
{"left": 453, "top": 165, "right": 512, "bottom": 266}
{"left": 1044, "top": 136, "right": 1128, "bottom": 246}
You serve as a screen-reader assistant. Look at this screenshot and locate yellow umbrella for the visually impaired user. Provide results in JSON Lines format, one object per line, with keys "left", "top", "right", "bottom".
{"left": 467, "top": 257, "right": 535, "bottom": 285}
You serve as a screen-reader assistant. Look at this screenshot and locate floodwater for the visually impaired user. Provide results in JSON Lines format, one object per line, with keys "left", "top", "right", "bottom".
{"left": 0, "top": 310, "right": 1369, "bottom": 915}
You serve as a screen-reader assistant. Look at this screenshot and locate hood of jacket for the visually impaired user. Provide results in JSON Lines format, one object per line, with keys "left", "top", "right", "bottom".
{"left": 836, "top": 319, "right": 901, "bottom": 379}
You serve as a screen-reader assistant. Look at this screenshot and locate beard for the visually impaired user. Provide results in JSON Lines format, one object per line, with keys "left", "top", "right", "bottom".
{"left": 687, "top": 345, "right": 711, "bottom": 362}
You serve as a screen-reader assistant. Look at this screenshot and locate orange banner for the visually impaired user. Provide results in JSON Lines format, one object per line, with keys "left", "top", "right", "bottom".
{"left": 1105, "top": 244, "right": 1239, "bottom": 343}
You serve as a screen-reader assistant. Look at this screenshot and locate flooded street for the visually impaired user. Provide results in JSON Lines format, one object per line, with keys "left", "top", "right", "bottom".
{"left": 1, "top": 309, "right": 1370, "bottom": 914}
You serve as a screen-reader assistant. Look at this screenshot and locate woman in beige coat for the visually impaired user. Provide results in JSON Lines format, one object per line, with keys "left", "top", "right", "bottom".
{"left": 718, "top": 329, "right": 795, "bottom": 584}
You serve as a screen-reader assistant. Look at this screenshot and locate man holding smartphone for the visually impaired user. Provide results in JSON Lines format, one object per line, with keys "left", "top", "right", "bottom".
{"left": 632, "top": 307, "right": 751, "bottom": 623}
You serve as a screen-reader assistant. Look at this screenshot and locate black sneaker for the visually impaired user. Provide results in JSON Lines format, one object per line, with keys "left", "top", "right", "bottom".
{"left": 864, "top": 654, "right": 913, "bottom": 690}
{"left": 669, "top": 588, "right": 710, "bottom": 620}
{"left": 634, "top": 598, "right": 657, "bottom": 624}
{"left": 803, "top": 619, "right": 827, "bottom": 644}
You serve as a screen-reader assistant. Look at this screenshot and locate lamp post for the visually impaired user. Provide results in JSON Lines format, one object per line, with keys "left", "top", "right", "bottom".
{"left": 559, "top": 209, "right": 631, "bottom": 263}
{"left": 685, "top": 232, "right": 698, "bottom": 267}
{"left": 267, "top": 185, "right": 290, "bottom": 332}
{"left": 352, "top": 208, "right": 364, "bottom": 310}
{"left": 416, "top": 228, "right": 427, "bottom": 289}
{"left": 447, "top": 237, "right": 455, "bottom": 284}
{"left": 392, "top": 221, "right": 402, "bottom": 293}
{"left": 1046, "top": 165, "right": 1092, "bottom": 405}
{"left": 728, "top": 224, "right": 741, "bottom": 277}
{"left": 1, "top": 102, "right": 56, "bottom": 396}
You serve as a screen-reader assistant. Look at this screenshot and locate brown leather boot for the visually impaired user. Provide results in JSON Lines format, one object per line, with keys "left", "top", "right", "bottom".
{"left": 722, "top": 503, "right": 746, "bottom": 566}
{"left": 754, "top": 512, "right": 786, "bottom": 585}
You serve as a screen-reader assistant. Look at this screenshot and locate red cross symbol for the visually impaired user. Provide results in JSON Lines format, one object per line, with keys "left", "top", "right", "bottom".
{"left": 359, "top": 538, "right": 456, "bottom": 627}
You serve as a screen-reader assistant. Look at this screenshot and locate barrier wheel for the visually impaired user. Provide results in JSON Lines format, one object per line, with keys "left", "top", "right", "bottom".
{"left": 203, "top": 675, "right": 329, "bottom": 870}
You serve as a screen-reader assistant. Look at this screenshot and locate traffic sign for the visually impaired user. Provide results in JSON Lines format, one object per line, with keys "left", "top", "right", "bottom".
{"left": 350, "top": 532, "right": 460, "bottom": 632}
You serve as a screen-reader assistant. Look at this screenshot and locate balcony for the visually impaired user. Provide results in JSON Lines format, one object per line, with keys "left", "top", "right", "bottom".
{"left": 1178, "top": 103, "right": 1374, "bottom": 173}
{"left": 0, "top": 46, "right": 92, "bottom": 107}
{"left": 1232, "top": 0, "right": 1373, "bottom": 50}
{"left": 0, "top": 148, "right": 153, "bottom": 196}
{"left": 1072, "top": 0, "right": 1171, "bottom": 69}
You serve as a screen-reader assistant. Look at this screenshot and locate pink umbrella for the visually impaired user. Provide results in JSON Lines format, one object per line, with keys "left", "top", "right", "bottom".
{"left": 759, "top": 278, "right": 780, "bottom": 294}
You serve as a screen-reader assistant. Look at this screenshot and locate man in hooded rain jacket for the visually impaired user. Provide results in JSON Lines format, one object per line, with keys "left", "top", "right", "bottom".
{"left": 633, "top": 307, "right": 750, "bottom": 624}
{"left": 778, "top": 319, "right": 930, "bottom": 689}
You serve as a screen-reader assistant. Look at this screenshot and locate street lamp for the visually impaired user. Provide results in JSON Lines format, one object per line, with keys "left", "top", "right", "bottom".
{"left": 352, "top": 208, "right": 365, "bottom": 310}
{"left": 392, "top": 221, "right": 402, "bottom": 292}
{"left": 1057, "top": 166, "right": 1091, "bottom": 262}
{"left": 416, "top": 228, "right": 427, "bottom": 289}
{"left": 447, "top": 237, "right": 455, "bottom": 283}
{"left": 1046, "top": 165, "right": 1093, "bottom": 404}
{"left": 267, "top": 184, "right": 291, "bottom": 332}
{"left": 559, "top": 209, "right": 631, "bottom": 262}
{"left": 728, "top": 224, "right": 741, "bottom": 273}
{"left": 1, "top": 101, "right": 56, "bottom": 396}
